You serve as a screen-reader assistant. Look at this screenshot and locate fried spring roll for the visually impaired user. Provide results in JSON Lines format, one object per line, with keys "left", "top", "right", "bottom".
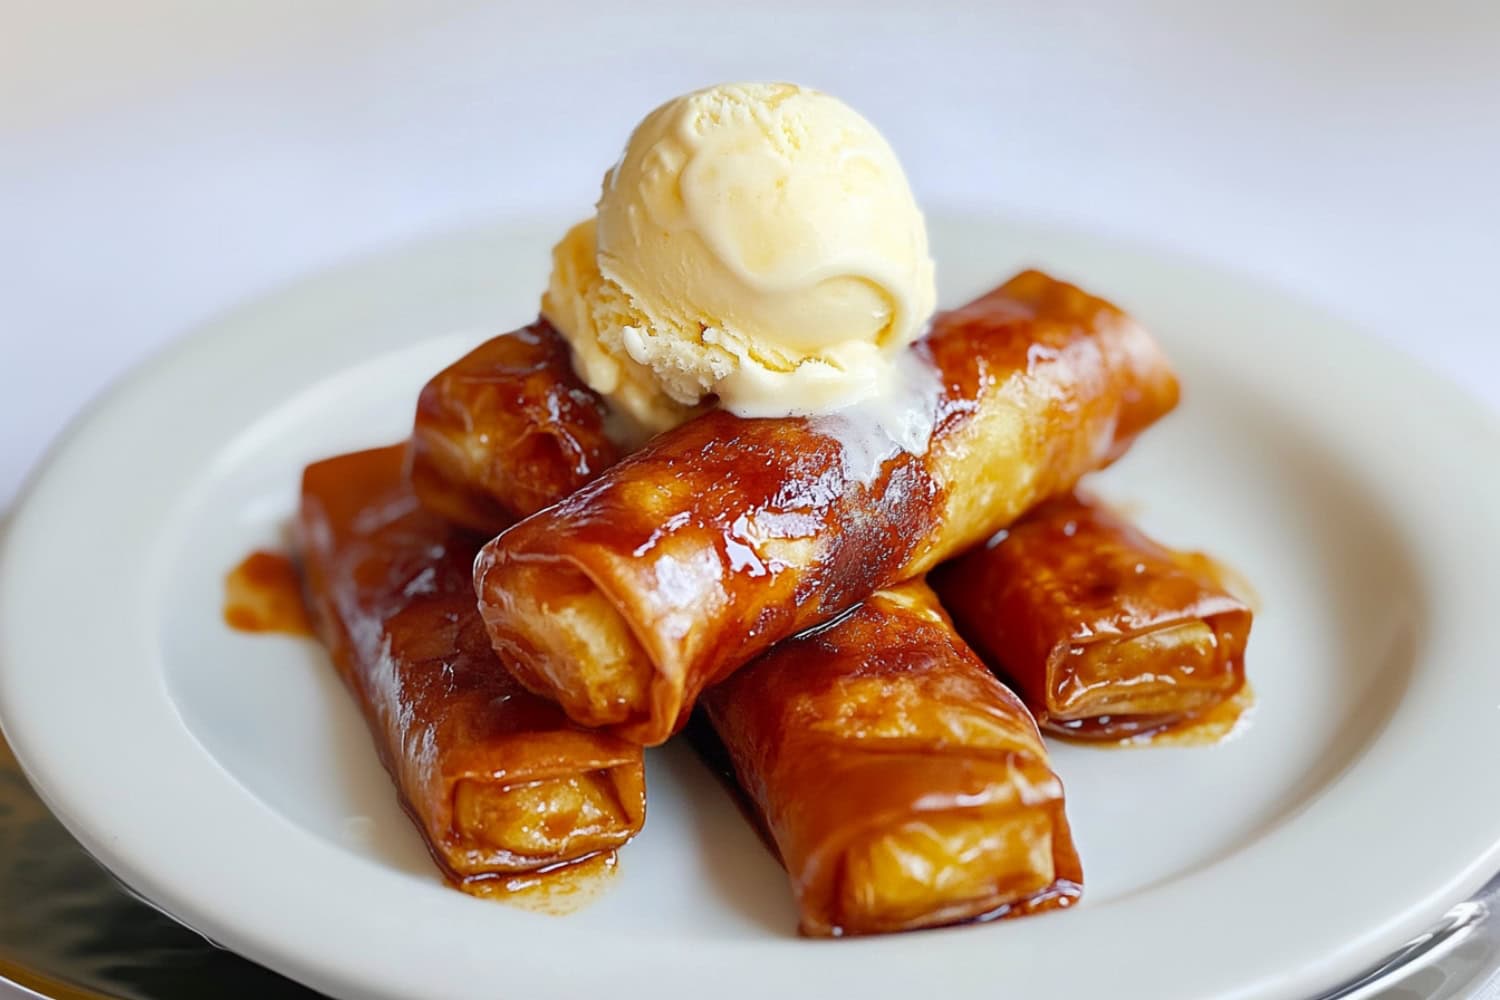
{"left": 932, "top": 494, "right": 1251, "bottom": 740}
{"left": 703, "top": 580, "right": 1081, "bottom": 936}
{"left": 410, "top": 319, "right": 619, "bottom": 536}
{"left": 298, "top": 445, "right": 645, "bottom": 887}
{"left": 476, "top": 270, "right": 1181, "bottom": 744}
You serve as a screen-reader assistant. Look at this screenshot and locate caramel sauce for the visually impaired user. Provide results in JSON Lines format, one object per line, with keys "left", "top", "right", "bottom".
{"left": 223, "top": 551, "right": 313, "bottom": 636}
{"left": 1119, "top": 684, "right": 1256, "bottom": 748}
{"left": 454, "top": 851, "right": 619, "bottom": 915}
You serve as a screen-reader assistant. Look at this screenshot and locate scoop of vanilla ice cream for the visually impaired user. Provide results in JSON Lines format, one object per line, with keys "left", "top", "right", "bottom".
{"left": 542, "top": 82, "right": 936, "bottom": 435}
{"left": 542, "top": 218, "right": 700, "bottom": 436}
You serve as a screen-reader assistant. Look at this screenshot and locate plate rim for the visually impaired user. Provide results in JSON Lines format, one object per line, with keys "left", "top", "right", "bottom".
{"left": 4, "top": 212, "right": 1500, "bottom": 1000}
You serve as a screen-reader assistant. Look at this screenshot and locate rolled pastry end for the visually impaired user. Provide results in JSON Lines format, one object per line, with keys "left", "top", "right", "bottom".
{"left": 834, "top": 805, "right": 1076, "bottom": 935}
{"left": 451, "top": 764, "right": 645, "bottom": 870}
{"left": 477, "top": 554, "right": 654, "bottom": 732}
{"left": 1050, "top": 620, "right": 1239, "bottom": 722}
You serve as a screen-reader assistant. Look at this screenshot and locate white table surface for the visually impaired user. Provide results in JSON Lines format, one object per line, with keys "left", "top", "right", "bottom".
{"left": 1, "top": 2, "right": 1497, "bottom": 998}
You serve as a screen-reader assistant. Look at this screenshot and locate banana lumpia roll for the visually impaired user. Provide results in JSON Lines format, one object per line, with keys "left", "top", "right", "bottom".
{"left": 932, "top": 493, "right": 1251, "bottom": 740}
{"left": 476, "top": 270, "right": 1181, "bottom": 744}
{"left": 702, "top": 580, "right": 1082, "bottom": 936}
{"left": 298, "top": 445, "right": 646, "bottom": 889}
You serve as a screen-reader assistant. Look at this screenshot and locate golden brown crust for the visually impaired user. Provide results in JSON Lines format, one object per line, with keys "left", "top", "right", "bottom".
{"left": 409, "top": 319, "right": 619, "bottom": 536}
{"left": 297, "top": 445, "right": 645, "bottom": 885}
{"left": 476, "top": 270, "right": 1181, "bottom": 744}
{"left": 932, "top": 493, "right": 1251, "bottom": 739}
{"left": 703, "top": 581, "right": 1082, "bottom": 936}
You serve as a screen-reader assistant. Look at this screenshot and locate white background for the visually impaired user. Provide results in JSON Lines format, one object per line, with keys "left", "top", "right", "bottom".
{"left": 3, "top": 0, "right": 1498, "bottom": 510}
{"left": 1, "top": 2, "right": 1497, "bottom": 996}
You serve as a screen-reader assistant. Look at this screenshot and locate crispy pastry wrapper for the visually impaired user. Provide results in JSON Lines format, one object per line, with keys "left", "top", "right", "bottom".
{"left": 297, "top": 445, "right": 645, "bottom": 885}
{"left": 703, "top": 581, "right": 1082, "bottom": 936}
{"left": 476, "top": 270, "right": 1181, "bottom": 744}
{"left": 932, "top": 494, "right": 1251, "bottom": 740}
{"left": 410, "top": 319, "right": 620, "bottom": 536}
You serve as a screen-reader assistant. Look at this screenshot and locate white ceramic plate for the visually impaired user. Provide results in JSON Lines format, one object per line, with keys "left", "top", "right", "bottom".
{"left": 2, "top": 214, "right": 1498, "bottom": 1000}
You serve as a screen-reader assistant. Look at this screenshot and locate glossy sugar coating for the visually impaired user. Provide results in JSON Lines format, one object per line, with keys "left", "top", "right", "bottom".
{"left": 933, "top": 493, "right": 1251, "bottom": 740}
{"left": 298, "top": 445, "right": 645, "bottom": 887}
{"left": 409, "top": 319, "right": 619, "bottom": 537}
{"left": 703, "top": 580, "right": 1082, "bottom": 936}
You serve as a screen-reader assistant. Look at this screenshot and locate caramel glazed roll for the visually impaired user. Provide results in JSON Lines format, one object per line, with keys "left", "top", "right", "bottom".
{"left": 704, "top": 580, "right": 1082, "bottom": 936}
{"left": 933, "top": 494, "right": 1252, "bottom": 740}
{"left": 298, "top": 445, "right": 646, "bottom": 888}
{"left": 476, "top": 269, "right": 1182, "bottom": 745}
{"left": 409, "top": 317, "right": 619, "bottom": 537}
